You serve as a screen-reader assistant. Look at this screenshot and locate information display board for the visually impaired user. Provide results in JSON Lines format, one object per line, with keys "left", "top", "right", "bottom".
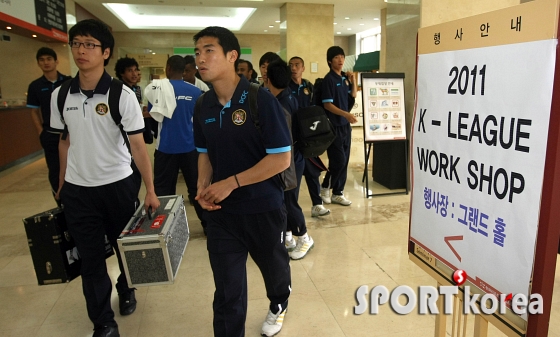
{"left": 361, "top": 73, "right": 406, "bottom": 142}
{"left": 409, "top": 0, "right": 559, "bottom": 330}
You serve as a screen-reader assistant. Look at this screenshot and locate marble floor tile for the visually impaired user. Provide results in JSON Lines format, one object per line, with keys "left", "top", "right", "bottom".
{"left": 1, "top": 131, "right": 559, "bottom": 337}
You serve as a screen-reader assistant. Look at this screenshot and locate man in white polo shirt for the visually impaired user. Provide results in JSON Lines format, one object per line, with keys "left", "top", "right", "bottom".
{"left": 50, "top": 19, "right": 159, "bottom": 337}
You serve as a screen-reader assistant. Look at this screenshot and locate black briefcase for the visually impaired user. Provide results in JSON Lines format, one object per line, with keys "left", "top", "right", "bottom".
{"left": 23, "top": 207, "right": 114, "bottom": 285}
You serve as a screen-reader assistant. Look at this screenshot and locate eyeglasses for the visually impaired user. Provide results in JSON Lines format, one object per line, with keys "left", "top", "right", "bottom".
{"left": 71, "top": 41, "right": 102, "bottom": 49}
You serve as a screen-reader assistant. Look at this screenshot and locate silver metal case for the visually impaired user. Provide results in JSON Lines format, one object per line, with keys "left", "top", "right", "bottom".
{"left": 117, "top": 195, "right": 189, "bottom": 287}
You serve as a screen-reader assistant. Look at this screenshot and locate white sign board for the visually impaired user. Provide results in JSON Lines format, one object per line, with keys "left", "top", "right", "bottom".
{"left": 410, "top": 0, "right": 558, "bottom": 322}
{"left": 0, "top": 0, "right": 36, "bottom": 26}
{"left": 361, "top": 74, "right": 406, "bottom": 141}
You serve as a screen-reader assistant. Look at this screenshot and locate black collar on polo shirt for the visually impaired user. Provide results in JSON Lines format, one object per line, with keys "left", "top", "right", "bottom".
{"left": 205, "top": 76, "right": 251, "bottom": 109}
{"left": 40, "top": 71, "right": 67, "bottom": 84}
{"left": 69, "top": 70, "right": 112, "bottom": 95}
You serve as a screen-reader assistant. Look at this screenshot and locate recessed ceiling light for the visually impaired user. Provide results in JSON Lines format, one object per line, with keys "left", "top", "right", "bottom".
{"left": 6, "top": 26, "right": 11, "bottom": 29}
{"left": 360, "top": 23, "right": 364, "bottom": 25}
{"left": 344, "top": 17, "right": 350, "bottom": 20}
{"left": 347, "top": 28, "right": 352, "bottom": 30}
{"left": 333, "top": 22, "right": 337, "bottom": 25}
{"left": 374, "top": 18, "right": 379, "bottom": 20}
{"left": 32, "top": 34, "right": 37, "bottom": 37}
{"left": 104, "top": 3, "right": 256, "bottom": 30}
{"left": 337, "top": 32, "right": 341, "bottom": 34}
{"left": 152, "top": 52, "right": 156, "bottom": 54}
{"left": 264, "top": 29, "right": 268, "bottom": 32}
{"left": 275, "top": 20, "right": 280, "bottom": 23}
{"left": 269, "top": 25, "right": 274, "bottom": 28}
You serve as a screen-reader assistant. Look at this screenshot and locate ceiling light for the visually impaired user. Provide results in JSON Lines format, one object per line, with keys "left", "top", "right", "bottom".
{"left": 104, "top": 3, "right": 256, "bottom": 31}
{"left": 374, "top": 18, "right": 379, "bottom": 21}
{"left": 6, "top": 26, "right": 11, "bottom": 30}
{"left": 275, "top": 20, "right": 280, "bottom": 23}
{"left": 269, "top": 25, "right": 274, "bottom": 28}
{"left": 264, "top": 29, "right": 268, "bottom": 32}
{"left": 333, "top": 22, "right": 337, "bottom": 25}
{"left": 360, "top": 23, "right": 364, "bottom": 25}
{"left": 32, "top": 34, "right": 37, "bottom": 37}
{"left": 66, "top": 14, "right": 76, "bottom": 25}
{"left": 337, "top": 32, "right": 341, "bottom": 34}
{"left": 344, "top": 17, "right": 350, "bottom": 20}
{"left": 152, "top": 52, "right": 156, "bottom": 54}
{"left": 347, "top": 28, "right": 352, "bottom": 30}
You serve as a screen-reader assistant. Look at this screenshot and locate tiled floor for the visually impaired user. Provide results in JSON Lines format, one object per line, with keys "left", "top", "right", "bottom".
{"left": 1, "top": 130, "right": 559, "bottom": 336}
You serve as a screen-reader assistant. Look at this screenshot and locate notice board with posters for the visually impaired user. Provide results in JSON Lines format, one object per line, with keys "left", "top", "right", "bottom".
{"left": 361, "top": 73, "right": 407, "bottom": 142}
{"left": 409, "top": 0, "right": 560, "bottom": 335}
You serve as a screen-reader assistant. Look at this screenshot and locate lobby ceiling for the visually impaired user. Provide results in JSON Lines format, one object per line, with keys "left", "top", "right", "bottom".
{"left": 74, "top": 0, "right": 387, "bottom": 36}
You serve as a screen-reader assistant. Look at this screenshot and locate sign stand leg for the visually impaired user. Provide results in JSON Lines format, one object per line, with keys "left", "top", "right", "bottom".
{"left": 362, "top": 143, "right": 373, "bottom": 197}
{"left": 434, "top": 282, "right": 447, "bottom": 337}
{"left": 473, "top": 315, "right": 489, "bottom": 337}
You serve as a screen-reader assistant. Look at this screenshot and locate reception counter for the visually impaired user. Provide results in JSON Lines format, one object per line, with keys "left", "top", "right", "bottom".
{"left": 0, "top": 106, "right": 43, "bottom": 170}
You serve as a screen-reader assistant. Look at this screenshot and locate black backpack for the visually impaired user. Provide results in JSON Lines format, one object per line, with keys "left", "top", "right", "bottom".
{"left": 312, "top": 74, "right": 355, "bottom": 112}
{"left": 293, "top": 105, "right": 336, "bottom": 158}
{"left": 312, "top": 78, "right": 324, "bottom": 107}
{"left": 194, "top": 83, "right": 297, "bottom": 191}
{"left": 56, "top": 78, "right": 142, "bottom": 192}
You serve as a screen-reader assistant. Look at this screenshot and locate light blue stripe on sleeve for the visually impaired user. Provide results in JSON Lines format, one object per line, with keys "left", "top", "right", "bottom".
{"left": 322, "top": 99, "right": 334, "bottom": 103}
{"left": 27, "top": 104, "right": 40, "bottom": 108}
{"left": 266, "top": 146, "right": 291, "bottom": 154}
{"left": 196, "top": 147, "right": 208, "bottom": 153}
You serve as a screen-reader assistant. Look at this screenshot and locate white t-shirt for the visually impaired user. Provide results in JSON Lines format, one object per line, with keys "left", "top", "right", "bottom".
{"left": 194, "top": 77, "right": 210, "bottom": 92}
{"left": 50, "top": 73, "right": 144, "bottom": 187}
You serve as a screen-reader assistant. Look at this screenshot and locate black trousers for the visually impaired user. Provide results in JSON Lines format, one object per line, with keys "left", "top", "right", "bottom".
{"left": 303, "top": 159, "right": 323, "bottom": 206}
{"left": 40, "top": 130, "right": 60, "bottom": 198}
{"left": 60, "top": 175, "right": 137, "bottom": 328}
{"left": 321, "top": 124, "right": 352, "bottom": 195}
{"left": 153, "top": 149, "right": 204, "bottom": 225}
{"left": 206, "top": 207, "right": 291, "bottom": 337}
{"left": 285, "top": 150, "right": 307, "bottom": 235}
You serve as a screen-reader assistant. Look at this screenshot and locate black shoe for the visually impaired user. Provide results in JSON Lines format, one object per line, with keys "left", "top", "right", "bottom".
{"left": 92, "top": 326, "right": 120, "bottom": 337}
{"left": 119, "top": 288, "right": 137, "bottom": 316}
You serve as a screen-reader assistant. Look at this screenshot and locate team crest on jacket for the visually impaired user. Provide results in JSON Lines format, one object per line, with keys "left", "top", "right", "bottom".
{"left": 303, "top": 88, "right": 310, "bottom": 95}
{"left": 232, "top": 109, "right": 246, "bottom": 125}
{"left": 95, "top": 103, "right": 109, "bottom": 116}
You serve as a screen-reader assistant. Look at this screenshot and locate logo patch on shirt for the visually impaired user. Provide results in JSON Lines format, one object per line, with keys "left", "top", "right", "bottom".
{"left": 95, "top": 103, "right": 109, "bottom": 116}
{"left": 303, "top": 88, "right": 310, "bottom": 95}
{"left": 232, "top": 109, "right": 246, "bottom": 125}
{"left": 205, "top": 118, "right": 216, "bottom": 124}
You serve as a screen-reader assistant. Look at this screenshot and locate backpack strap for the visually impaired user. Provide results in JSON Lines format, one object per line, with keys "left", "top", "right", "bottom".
{"left": 194, "top": 91, "right": 207, "bottom": 124}
{"left": 56, "top": 79, "right": 73, "bottom": 140}
{"left": 302, "top": 79, "right": 314, "bottom": 104}
{"left": 106, "top": 79, "right": 132, "bottom": 154}
{"left": 248, "top": 82, "right": 260, "bottom": 131}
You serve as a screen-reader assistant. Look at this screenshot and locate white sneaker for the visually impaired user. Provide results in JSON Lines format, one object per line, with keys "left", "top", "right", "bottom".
{"left": 261, "top": 306, "right": 287, "bottom": 336}
{"left": 290, "top": 235, "right": 314, "bottom": 260}
{"left": 331, "top": 194, "right": 352, "bottom": 206}
{"left": 285, "top": 237, "right": 296, "bottom": 252}
{"left": 311, "top": 204, "right": 330, "bottom": 217}
{"left": 320, "top": 187, "right": 331, "bottom": 204}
